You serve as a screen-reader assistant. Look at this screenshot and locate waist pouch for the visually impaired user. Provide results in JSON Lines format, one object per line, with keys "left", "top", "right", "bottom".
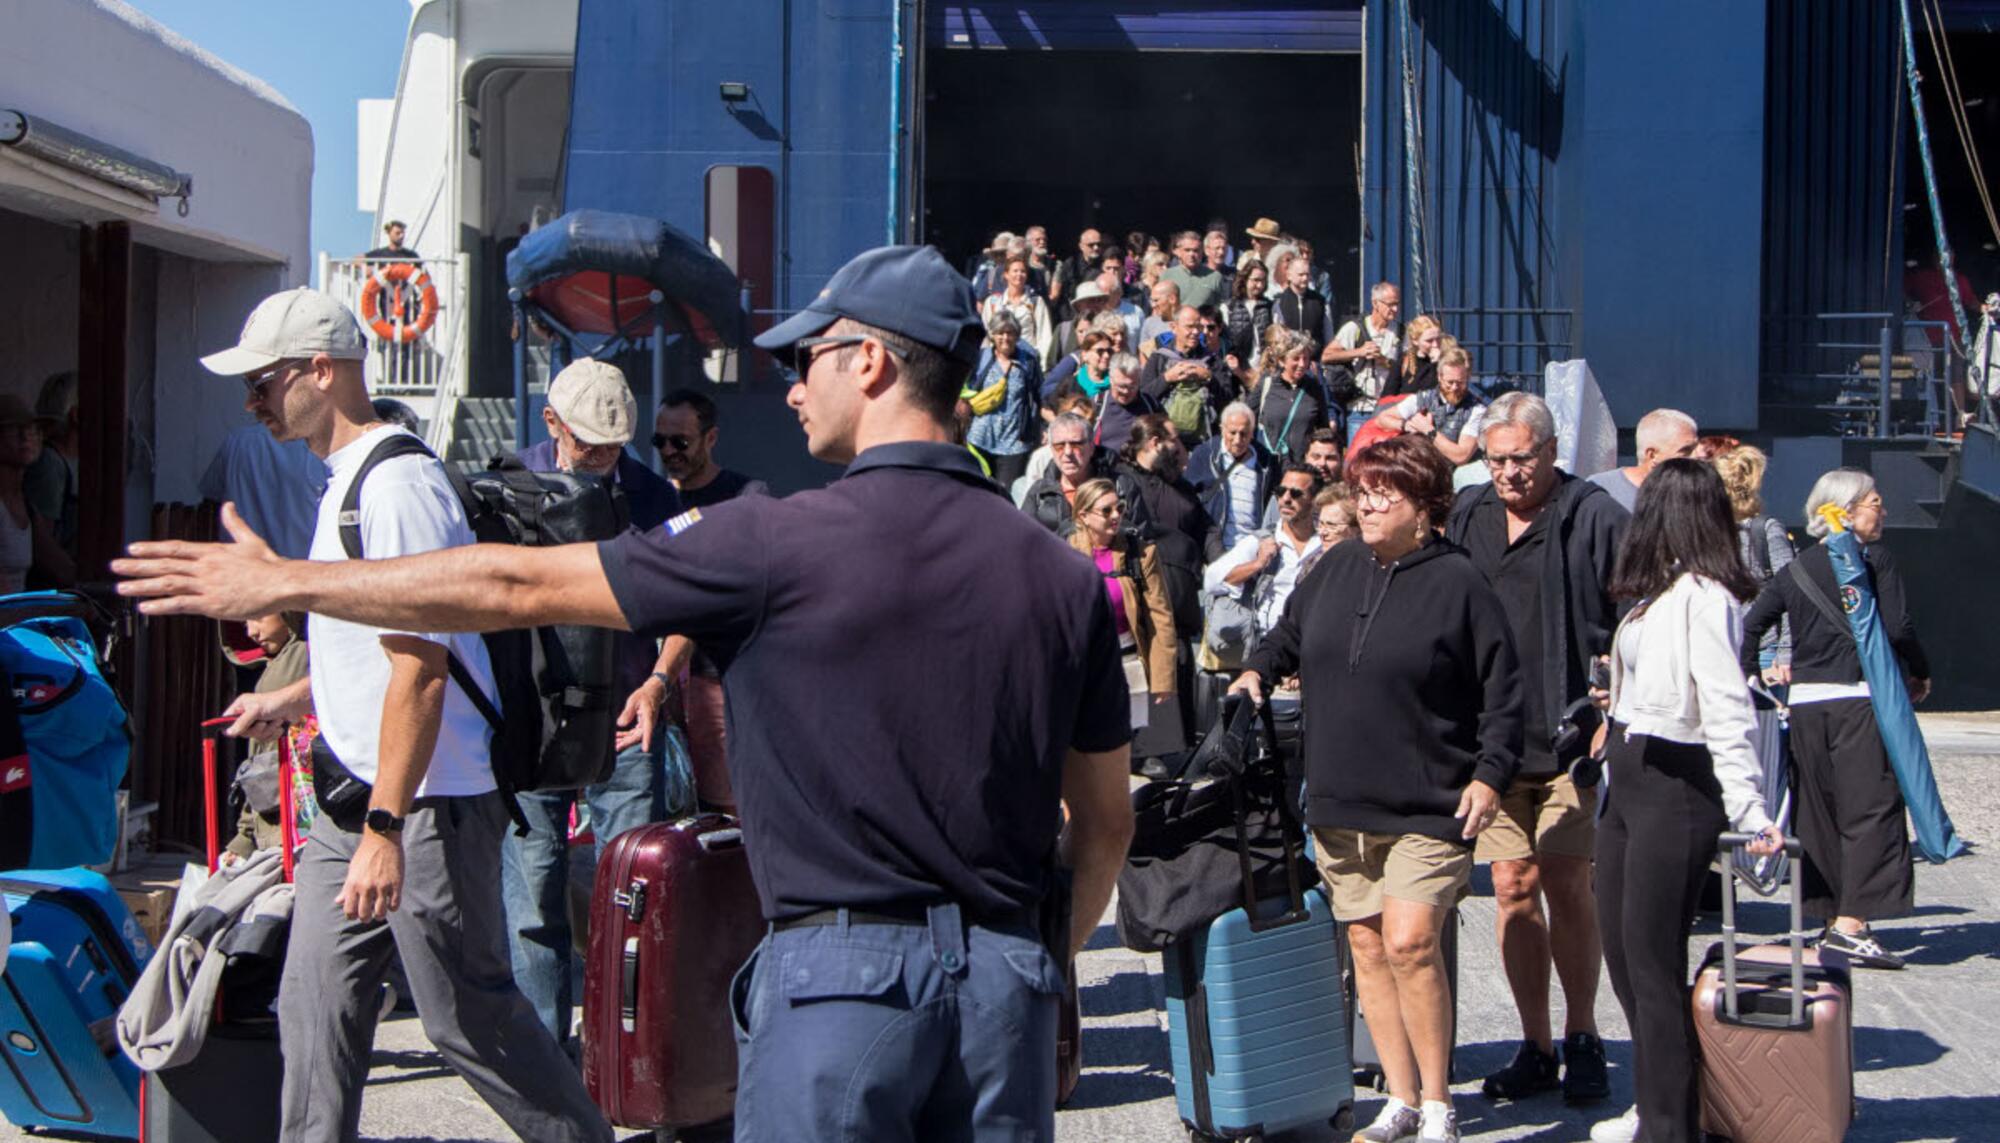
{"left": 309, "top": 736, "right": 370, "bottom": 832}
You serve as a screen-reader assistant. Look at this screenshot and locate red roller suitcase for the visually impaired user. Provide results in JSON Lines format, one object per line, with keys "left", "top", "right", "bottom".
{"left": 581, "top": 815, "right": 762, "bottom": 1131}
{"left": 1692, "top": 833, "right": 1855, "bottom": 1143}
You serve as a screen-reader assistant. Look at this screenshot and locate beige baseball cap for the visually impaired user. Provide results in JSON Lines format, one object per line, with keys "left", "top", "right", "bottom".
{"left": 200, "top": 288, "right": 367, "bottom": 376}
{"left": 546, "top": 359, "right": 636, "bottom": 445}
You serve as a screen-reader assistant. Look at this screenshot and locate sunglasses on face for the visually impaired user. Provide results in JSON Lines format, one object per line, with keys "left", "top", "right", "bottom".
{"left": 652, "top": 433, "right": 695, "bottom": 452}
{"left": 1276, "top": 486, "right": 1312, "bottom": 501}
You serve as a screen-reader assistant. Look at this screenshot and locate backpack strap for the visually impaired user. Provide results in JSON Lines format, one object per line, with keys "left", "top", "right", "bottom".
{"left": 1788, "top": 557, "right": 1853, "bottom": 642}
{"left": 338, "top": 432, "right": 506, "bottom": 736}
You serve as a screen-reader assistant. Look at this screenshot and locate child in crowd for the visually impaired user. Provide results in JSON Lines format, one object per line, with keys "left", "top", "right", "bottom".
{"left": 221, "top": 612, "right": 310, "bottom": 865}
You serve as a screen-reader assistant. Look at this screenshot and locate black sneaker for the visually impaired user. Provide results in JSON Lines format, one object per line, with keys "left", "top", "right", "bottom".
{"left": 1481, "top": 1041, "right": 1560, "bottom": 1100}
{"left": 1561, "top": 1031, "right": 1610, "bottom": 1104}
{"left": 1820, "top": 926, "right": 1906, "bottom": 970}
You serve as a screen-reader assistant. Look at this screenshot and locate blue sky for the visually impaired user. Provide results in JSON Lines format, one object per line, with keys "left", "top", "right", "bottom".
{"left": 132, "top": 0, "right": 412, "bottom": 258}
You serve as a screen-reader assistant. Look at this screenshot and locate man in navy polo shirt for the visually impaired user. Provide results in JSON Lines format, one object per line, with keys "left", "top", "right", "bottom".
{"left": 505, "top": 357, "right": 681, "bottom": 1048}
{"left": 116, "top": 245, "right": 1137, "bottom": 1142}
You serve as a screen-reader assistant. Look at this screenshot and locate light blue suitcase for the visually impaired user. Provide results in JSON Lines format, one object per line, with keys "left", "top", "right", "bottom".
{"left": 1, "top": 867, "right": 151, "bottom": 1139}
{"left": 1166, "top": 886, "right": 1354, "bottom": 1140}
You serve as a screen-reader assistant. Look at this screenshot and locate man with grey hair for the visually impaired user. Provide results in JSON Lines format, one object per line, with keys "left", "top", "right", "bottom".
{"left": 1093, "top": 350, "right": 1161, "bottom": 454}
{"left": 1187, "top": 401, "right": 1277, "bottom": 559}
{"left": 1327, "top": 281, "right": 1402, "bottom": 411}
{"left": 1445, "top": 389, "right": 1626, "bottom": 1106}
{"left": 1140, "top": 278, "right": 1182, "bottom": 348}
{"left": 1021, "top": 411, "right": 1110, "bottom": 534}
{"left": 1587, "top": 407, "right": 1698, "bottom": 512}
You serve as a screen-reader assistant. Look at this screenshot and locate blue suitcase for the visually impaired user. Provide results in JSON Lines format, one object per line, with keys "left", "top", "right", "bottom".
{"left": 1160, "top": 700, "right": 1352, "bottom": 1140}
{"left": 2, "top": 867, "right": 151, "bottom": 1139}
{"left": 1166, "top": 888, "right": 1354, "bottom": 1140}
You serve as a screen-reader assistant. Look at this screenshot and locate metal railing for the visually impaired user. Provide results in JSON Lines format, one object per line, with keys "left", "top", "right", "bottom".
{"left": 1810, "top": 312, "right": 1956, "bottom": 439}
{"left": 317, "top": 255, "right": 459, "bottom": 396}
{"left": 1428, "top": 306, "right": 1574, "bottom": 396}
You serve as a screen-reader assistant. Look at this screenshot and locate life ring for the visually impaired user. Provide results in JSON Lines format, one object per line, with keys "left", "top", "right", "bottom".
{"left": 359, "top": 262, "right": 439, "bottom": 343}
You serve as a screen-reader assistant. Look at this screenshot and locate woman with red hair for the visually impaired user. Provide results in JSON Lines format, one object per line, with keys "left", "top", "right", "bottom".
{"left": 1233, "top": 436, "right": 1523, "bottom": 1143}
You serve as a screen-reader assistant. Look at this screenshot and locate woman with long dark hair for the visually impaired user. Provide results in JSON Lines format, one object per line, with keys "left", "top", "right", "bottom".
{"left": 1588, "top": 459, "right": 1782, "bottom": 1143}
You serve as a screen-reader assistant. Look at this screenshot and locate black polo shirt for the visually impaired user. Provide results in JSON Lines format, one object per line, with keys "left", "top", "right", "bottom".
{"left": 1463, "top": 500, "right": 1555, "bottom": 775}
{"left": 598, "top": 441, "right": 1132, "bottom": 922}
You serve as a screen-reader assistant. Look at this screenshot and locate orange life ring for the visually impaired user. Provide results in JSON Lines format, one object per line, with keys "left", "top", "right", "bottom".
{"left": 359, "top": 262, "right": 439, "bottom": 343}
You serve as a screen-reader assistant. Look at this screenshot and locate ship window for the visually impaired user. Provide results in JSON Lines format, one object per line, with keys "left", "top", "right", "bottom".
{"left": 705, "top": 165, "right": 776, "bottom": 336}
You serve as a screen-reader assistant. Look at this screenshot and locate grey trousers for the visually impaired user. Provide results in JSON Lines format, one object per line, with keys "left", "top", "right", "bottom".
{"left": 278, "top": 790, "right": 613, "bottom": 1143}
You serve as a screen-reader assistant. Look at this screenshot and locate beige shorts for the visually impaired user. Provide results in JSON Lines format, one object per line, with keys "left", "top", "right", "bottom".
{"left": 1311, "top": 827, "right": 1473, "bottom": 922}
{"left": 1474, "top": 770, "right": 1598, "bottom": 863}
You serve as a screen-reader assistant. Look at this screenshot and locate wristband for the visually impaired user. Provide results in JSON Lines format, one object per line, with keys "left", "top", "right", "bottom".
{"left": 650, "top": 671, "right": 675, "bottom": 691}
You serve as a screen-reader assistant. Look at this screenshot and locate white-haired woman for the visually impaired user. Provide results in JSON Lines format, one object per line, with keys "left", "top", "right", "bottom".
{"left": 1739, "top": 468, "right": 1930, "bottom": 969}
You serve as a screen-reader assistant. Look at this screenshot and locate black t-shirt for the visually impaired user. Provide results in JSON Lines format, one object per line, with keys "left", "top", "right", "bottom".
{"left": 675, "top": 468, "right": 770, "bottom": 512}
{"left": 1464, "top": 505, "right": 1555, "bottom": 774}
{"left": 598, "top": 442, "right": 1131, "bottom": 922}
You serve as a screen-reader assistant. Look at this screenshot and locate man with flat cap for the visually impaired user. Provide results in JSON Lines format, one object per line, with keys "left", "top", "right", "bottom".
{"left": 117, "top": 248, "right": 1137, "bottom": 1140}
{"left": 184, "top": 287, "right": 612, "bottom": 1143}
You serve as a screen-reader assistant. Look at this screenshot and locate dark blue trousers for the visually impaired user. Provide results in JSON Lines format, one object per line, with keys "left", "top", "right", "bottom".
{"left": 731, "top": 903, "right": 1064, "bottom": 1142}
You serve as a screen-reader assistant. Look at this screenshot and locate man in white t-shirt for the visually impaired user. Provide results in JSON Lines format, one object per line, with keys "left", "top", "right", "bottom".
{"left": 1204, "top": 463, "right": 1323, "bottom": 637}
{"left": 197, "top": 288, "right": 610, "bottom": 1143}
{"left": 1327, "top": 281, "right": 1403, "bottom": 412}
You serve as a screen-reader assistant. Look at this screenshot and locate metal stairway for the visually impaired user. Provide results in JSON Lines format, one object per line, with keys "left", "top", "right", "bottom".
{"left": 445, "top": 397, "right": 518, "bottom": 474}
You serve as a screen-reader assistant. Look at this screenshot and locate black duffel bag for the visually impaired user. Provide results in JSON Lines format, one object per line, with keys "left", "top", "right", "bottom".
{"left": 1116, "top": 695, "right": 1316, "bottom": 953}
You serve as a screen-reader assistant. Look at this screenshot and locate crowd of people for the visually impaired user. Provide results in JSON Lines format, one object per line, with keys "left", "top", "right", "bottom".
{"left": 108, "top": 233, "right": 1938, "bottom": 1143}
{"left": 946, "top": 221, "right": 1934, "bottom": 1143}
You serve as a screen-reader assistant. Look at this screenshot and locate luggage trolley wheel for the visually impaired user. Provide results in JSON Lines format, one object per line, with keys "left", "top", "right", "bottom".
{"left": 1332, "top": 1101, "right": 1355, "bottom": 1133}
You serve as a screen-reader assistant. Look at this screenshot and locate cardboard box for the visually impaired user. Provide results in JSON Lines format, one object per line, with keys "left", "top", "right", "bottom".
{"left": 110, "top": 853, "right": 191, "bottom": 950}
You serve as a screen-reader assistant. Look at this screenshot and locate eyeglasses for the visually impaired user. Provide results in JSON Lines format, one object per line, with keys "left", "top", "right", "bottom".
{"left": 1275, "top": 486, "right": 1312, "bottom": 501}
{"left": 652, "top": 432, "right": 695, "bottom": 452}
{"left": 551, "top": 416, "right": 624, "bottom": 457}
{"left": 784, "top": 334, "right": 909, "bottom": 382}
{"left": 244, "top": 359, "right": 304, "bottom": 401}
{"left": 1355, "top": 488, "right": 1407, "bottom": 512}
{"left": 1316, "top": 517, "right": 1354, "bottom": 534}
{"left": 1049, "top": 439, "right": 1088, "bottom": 453}
{"left": 1485, "top": 449, "right": 1545, "bottom": 473}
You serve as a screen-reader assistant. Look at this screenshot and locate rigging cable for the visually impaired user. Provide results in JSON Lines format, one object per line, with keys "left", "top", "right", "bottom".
{"left": 1896, "top": 0, "right": 1971, "bottom": 353}
{"left": 1919, "top": 0, "right": 2000, "bottom": 248}
{"left": 1396, "top": 0, "right": 1430, "bottom": 317}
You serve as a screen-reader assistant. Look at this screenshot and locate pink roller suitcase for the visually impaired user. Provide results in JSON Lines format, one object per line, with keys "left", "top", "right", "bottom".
{"left": 1692, "top": 833, "right": 1854, "bottom": 1142}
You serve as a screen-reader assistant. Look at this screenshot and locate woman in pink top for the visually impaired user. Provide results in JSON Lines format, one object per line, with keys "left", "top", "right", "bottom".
{"left": 1067, "top": 478, "right": 1176, "bottom": 730}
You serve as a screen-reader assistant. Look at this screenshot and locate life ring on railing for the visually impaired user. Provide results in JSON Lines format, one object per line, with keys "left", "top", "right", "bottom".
{"left": 359, "top": 262, "right": 439, "bottom": 343}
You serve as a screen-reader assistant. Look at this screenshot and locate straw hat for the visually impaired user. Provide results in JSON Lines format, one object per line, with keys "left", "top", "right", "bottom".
{"left": 1244, "top": 218, "right": 1284, "bottom": 242}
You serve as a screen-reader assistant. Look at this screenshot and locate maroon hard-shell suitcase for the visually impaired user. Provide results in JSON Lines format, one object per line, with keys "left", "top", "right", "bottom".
{"left": 1692, "top": 833, "right": 1855, "bottom": 1143}
{"left": 581, "top": 815, "right": 762, "bottom": 1131}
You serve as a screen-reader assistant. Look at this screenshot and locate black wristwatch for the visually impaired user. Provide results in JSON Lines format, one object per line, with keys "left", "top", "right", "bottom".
{"left": 365, "top": 808, "right": 406, "bottom": 838}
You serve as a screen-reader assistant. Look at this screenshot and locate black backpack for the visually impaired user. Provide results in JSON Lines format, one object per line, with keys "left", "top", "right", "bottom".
{"left": 339, "top": 433, "right": 629, "bottom": 831}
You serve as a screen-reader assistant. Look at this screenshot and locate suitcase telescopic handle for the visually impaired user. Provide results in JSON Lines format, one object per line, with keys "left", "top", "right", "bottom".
{"left": 200, "top": 718, "right": 234, "bottom": 873}
{"left": 1717, "top": 832, "right": 1808, "bottom": 1026}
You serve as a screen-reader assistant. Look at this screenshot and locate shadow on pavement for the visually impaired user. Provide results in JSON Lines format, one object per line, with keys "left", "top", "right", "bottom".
{"left": 1895, "top": 918, "right": 2000, "bottom": 967}
{"left": 1065, "top": 1028, "right": 1174, "bottom": 1110}
{"left": 1854, "top": 1025, "right": 1950, "bottom": 1072}
{"left": 1848, "top": 1093, "right": 2000, "bottom": 1142}
{"left": 1080, "top": 967, "right": 1163, "bottom": 1018}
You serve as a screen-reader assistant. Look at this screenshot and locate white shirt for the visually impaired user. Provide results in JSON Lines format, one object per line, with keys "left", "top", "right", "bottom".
{"left": 1334, "top": 316, "right": 1399, "bottom": 405}
{"left": 307, "top": 426, "right": 498, "bottom": 796}
{"left": 1607, "top": 574, "right": 1772, "bottom": 833}
{"left": 1221, "top": 454, "right": 1262, "bottom": 550}
{"left": 1205, "top": 527, "right": 1323, "bottom": 634}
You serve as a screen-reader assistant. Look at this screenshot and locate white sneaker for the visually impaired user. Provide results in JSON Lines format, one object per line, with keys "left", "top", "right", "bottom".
{"left": 1350, "top": 1098, "right": 1421, "bottom": 1142}
{"left": 1416, "top": 1100, "right": 1458, "bottom": 1143}
{"left": 1589, "top": 1106, "right": 1641, "bottom": 1142}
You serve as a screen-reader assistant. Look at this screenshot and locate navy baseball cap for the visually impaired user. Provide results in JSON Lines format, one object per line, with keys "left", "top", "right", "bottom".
{"left": 755, "top": 245, "right": 986, "bottom": 368}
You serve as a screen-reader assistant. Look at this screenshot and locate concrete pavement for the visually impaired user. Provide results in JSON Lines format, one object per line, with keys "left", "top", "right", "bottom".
{"left": 242, "top": 715, "right": 2000, "bottom": 1142}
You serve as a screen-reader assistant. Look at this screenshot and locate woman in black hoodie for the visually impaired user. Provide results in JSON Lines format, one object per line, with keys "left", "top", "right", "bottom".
{"left": 1234, "top": 435, "right": 1522, "bottom": 1143}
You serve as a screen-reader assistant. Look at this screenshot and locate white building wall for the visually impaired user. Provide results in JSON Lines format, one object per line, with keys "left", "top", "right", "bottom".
{"left": 0, "top": 0, "right": 314, "bottom": 275}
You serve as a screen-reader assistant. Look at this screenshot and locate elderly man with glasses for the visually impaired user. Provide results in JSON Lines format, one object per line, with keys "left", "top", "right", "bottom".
{"left": 1443, "top": 390, "right": 1627, "bottom": 1108}
{"left": 506, "top": 358, "right": 685, "bottom": 1048}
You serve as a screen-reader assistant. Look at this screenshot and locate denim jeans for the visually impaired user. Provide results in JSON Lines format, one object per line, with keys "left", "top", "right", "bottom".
{"left": 499, "top": 736, "right": 666, "bottom": 1043}
{"left": 730, "top": 904, "right": 1064, "bottom": 1142}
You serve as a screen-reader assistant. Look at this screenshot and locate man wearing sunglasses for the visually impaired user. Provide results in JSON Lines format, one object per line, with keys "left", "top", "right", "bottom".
{"left": 506, "top": 358, "right": 681, "bottom": 1048}
{"left": 175, "top": 287, "right": 612, "bottom": 1142}
{"left": 652, "top": 389, "right": 770, "bottom": 511}
{"left": 118, "top": 247, "right": 1135, "bottom": 1143}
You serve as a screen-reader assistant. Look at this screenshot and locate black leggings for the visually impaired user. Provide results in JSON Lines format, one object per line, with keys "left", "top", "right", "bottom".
{"left": 1596, "top": 727, "right": 1728, "bottom": 1143}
